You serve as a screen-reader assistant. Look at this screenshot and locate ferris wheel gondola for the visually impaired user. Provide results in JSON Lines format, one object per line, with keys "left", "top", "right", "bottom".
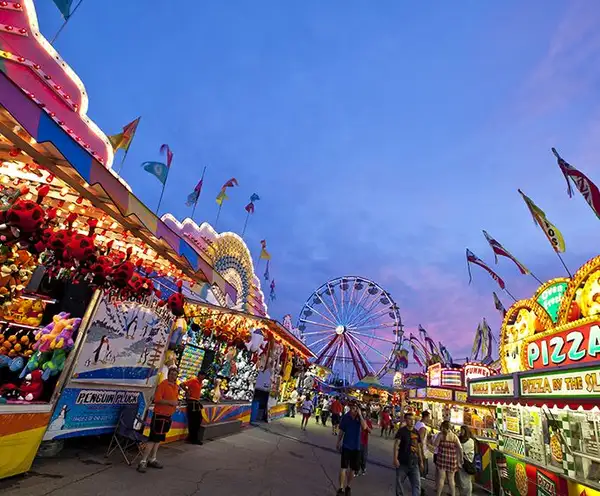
{"left": 297, "top": 276, "right": 403, "bottom": 386}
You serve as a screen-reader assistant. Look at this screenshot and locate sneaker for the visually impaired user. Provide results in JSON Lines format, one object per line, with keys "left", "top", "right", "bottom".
{"left": 336, "top": 490, "right": 344, "bottom": 496}
{"left": 360, "top": 470, "right": 366, "bottom": 476}
{"left": 136, "top": 461, "right": 147, "bottom": 473}
{"left": 345, "top": 488, "right": 352, "bottom": 495}
{"left": 147, "top": 460, "right": 163, "bottom": 469}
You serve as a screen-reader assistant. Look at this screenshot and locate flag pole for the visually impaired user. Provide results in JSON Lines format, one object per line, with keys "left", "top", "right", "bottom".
{"left": 529, "top": 272, "right": 543, "bottom": 285}
{"left": 241, "top": 210, "right": 251, "bottom": 237}
{"left": 503, "top": 287, "right": 517, "bottom": 302}
{"left": 556, "top": 252, "right": 573, "bottom": 278}
{"left": 215, "top": 204, "right": 223, "bottom": 230}
{"left": 51, "top": 0, "right": 85, "bottom": 44}
{"left": 156, "top": 182, "right": 167, "bottom": 215}
{"left": 117, "top": 149, "right": 129, "bottom": 175}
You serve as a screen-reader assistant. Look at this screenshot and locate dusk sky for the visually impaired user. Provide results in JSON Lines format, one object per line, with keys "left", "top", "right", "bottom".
{"left": 36, "top": 1, "right": 600, "bottom": 362}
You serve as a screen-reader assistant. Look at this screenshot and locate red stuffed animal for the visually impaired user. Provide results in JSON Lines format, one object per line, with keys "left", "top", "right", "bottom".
{"left": 19, "top": 370, "right": 44, "bottom": 401}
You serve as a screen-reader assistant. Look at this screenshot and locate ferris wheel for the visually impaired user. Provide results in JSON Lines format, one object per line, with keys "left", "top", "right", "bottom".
{"left": 297, "top": 276, "right": 403, "bottom": 386}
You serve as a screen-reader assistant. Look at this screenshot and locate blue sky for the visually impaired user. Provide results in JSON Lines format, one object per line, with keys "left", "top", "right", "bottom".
{"left": 36, "top": 0, "right": 600, "bottom": 360}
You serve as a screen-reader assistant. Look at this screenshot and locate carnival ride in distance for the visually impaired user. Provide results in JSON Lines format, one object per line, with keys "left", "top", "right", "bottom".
{"left": 297, "top": 276, "right": 404, "bottom": 386}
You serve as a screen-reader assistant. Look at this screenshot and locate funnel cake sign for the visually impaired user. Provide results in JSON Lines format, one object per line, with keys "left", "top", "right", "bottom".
{"left": 0, "top": 0, "right": 113, "bottom": 166}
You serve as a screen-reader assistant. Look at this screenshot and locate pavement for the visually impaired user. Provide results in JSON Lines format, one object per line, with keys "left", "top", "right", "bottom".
{"left": 0, "top": 416, "right": 480, "bottom": 496}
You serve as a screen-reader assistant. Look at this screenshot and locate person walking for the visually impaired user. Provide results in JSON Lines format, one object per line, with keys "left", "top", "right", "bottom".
{"left": 138, "top": 367, "right": 179, "bottom": 473}
{"left": 380, "top": 407, "right": 392, "bottom": 438}
{"left": 330, "top": 396, "right": 343, "bottom": 435}
{"left": 456, "top": 425, "right": 476, "bottom": 496}
{"left": 358, "top": 407, "right": 373, "bottom": 476}
{"left": 336, "top": 401, "right": 368, "bottom": 495}
{"left": 414, "top": 411, "right": 431, "bottom": 480}
{"left": 288, "top": 389, "right": 299, "bottom": 418}
{"left": 393, "top": 412, "right": 424, "bottom": 496}
{"left": 180, "top": 373, "right": 204, "bottom": 445}
{"left": 321, "top": 396, "right": 331, "bottom": 426}
{"left": 432, "top": 421, "right": 463, "bottom": 496}
{"left": 300, "top": 395, "right": 314, "bottom": 430}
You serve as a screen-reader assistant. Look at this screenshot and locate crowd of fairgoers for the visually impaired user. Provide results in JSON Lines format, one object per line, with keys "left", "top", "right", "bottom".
{"left": 289, "top": 392, "right": 476, "bottom": 496}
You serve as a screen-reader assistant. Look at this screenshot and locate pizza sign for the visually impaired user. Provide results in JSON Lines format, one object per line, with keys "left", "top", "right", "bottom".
{"left": 469, "top": 378, "right": 514, "bottom": 398}
{"left": 525, "top": 321, "right": 600, "bottom": 370}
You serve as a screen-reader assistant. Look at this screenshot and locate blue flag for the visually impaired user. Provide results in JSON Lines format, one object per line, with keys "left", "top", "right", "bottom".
{"left": 52, "top": 0, "right": 74, "bottom": 19}
{"left": 142, "top": 161, "right": 169, "bottom": 184}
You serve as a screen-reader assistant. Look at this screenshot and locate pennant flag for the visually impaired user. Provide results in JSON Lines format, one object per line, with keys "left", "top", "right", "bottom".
{"left": 553, "top": 147, "right": 600, "bottom": 220}
{"left": 270, "top": 279, "right": 276, "bottom": 301}
{"left": 108, "top": 117, "right": 140, "bottom": 153}
{"left": 52, "top": 0, "right": 74, "bottom": 19}
{"left": 245, "top": 193, "right": 261, "bottom": 214}
{"left": 493, "top": 292, "right": 507, "bottom": 317}
{"left": 439, "top": 343, "right": 453, "bottom": 365}
{"left": 471, "top": 322, "right": 482, "bottom": 361}
{"left": 142, "top": 161, "right": 169, "bottom": 184}
{"left": 482, "top": 230, "right": 529, "bottom": 275}
{"left": 482, "top": 318, "right": 494, "bottom": 363}
{"left": 518, "top": 190, "right": 566, "bottom": 253}
{"left": 263, "top": 260, "right": 270, "bottom": 281}
{"left": 216, "top": 178, "right": 238, "bottom": 206}
{"left": 186, "top": 179, "right": 204, "bottom": 207}
{"left": 480, "top": 318, "right": 490, "bottom": 360}
{"left": 466, "top": 249, "right": 506, "bottom": 289}
{"left": 160, "top": 144, "right": 174, "bottom": 168}
{"left": 259, "top": 239, "right": 271, "bottom": 260}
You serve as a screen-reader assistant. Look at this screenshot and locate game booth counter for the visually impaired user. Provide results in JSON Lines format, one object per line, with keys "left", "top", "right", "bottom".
{"left": 467, "top": 257, "right": 600, "bottom": 496}
{"left": 143, "top": 302, "right": 315, "bottom": 440}
{"left": 0, "top": 1, "right": 237, "bottom": 479}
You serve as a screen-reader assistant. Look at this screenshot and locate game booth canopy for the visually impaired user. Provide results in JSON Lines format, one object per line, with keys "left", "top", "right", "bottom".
{"left": 0, "top": 0, "right": 313, "bottom": 481}
{"left": 468, "top": 255, "right": 600, "bottom": 496}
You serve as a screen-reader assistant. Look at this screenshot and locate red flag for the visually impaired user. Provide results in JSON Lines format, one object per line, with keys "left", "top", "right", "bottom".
{"left": 466, "top": 249, "right": 506, "bottom": 289}
{"left": 245, "top": 202, "right": 255, "bottom": 214}
{"left": 222, "top": 178, "right": 238, "bottom": 189}
{"left": 160, "top": 144, "right": 174, "bottom": 168}
{"left": 482, "top": 230, "right": 529, "bottom": 275}
{"left": 553, "top": 147, "right": 600, "bottom": 220}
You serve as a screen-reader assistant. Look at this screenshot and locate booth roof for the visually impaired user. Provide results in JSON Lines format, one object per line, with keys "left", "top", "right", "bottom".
{"left": 0, "top": 74, "right": 236, "bottom": 301}
{"left": 185, "top": 299, "right": 316, "bottom": 359}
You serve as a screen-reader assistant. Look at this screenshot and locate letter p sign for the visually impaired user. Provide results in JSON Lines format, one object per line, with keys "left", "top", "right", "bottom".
{"left": 527, "top": 343, "right": 539, "bottom": 368}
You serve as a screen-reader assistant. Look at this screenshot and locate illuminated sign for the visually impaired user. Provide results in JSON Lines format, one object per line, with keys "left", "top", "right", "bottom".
{"left": 525, "top": 321, "right": 600, "bottom": 370}
{"left": 463, "top": 364, "right": 492, "bottom": 382}
{"left": 454, "top": 391, "right": 468, "bottom": 403}
{"left": 441, "top": 369, "right": 462, "bottom": 387}
{"left": 416, "top": 388, "right": 427, "bottom": 398}
{"left": 393, "top": 372, "right": 403, "bottom": 389}
{"left": 428, "top": 363, "right": 442, "bottom": 386}
{"left": 426, "top": 387, "right": 453, "bottom": 401}
{"left": 469, "top": 378, "right": 514, "bottom": 398}
{"left": 519, "top": 365, "right": 600, "bottom": 398}
{"left": 408, "top": 388, "right": 417, "bottom": 398}
{"left": 536, "top": 282, "right": 568, "bottom": 323}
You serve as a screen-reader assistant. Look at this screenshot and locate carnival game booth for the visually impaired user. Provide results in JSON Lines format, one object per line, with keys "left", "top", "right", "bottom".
{"left": 0, "top": 1, "right": 236, "bottom": 479}
{"left": 144, "top": 301, "right": 314, "bottom": 441}
{"left": 467, "top": 257, "right": 600, "bottom": 496}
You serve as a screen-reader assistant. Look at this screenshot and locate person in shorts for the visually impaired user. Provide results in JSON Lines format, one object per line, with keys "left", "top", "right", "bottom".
{"left": 300, "top": 394, "right": 314, "bottom": 430}
{"left": 336, "top": 401, "right": 368, "bottom": 495}
{"left": 138, "top": 367, "right": 179, "bottom": 473}
{"left": 330, "top": 396, "right": 343, "bottom": 435}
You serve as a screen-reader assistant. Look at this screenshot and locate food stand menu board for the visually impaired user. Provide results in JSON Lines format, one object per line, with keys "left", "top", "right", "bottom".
{"left": 178, "top": 344, "right": 205, "bottom": 385}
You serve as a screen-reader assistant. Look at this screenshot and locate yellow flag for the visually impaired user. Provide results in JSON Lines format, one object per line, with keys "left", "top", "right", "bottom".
{"left": 215, "top": 188, "right": 228, "bottom": 206}
{"left": 518, "top": 189, "right": 566, "bottom": 253}
{"left": 108, "top": 117, "right": 140, "bottom": 153}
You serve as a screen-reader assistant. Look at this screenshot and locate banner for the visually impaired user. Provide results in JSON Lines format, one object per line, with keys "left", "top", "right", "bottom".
{"left": 43, "top": 387, "right": 144, "bottom": 441}
{"left": 72, "top": 296, "right": 174, "bottom": 386}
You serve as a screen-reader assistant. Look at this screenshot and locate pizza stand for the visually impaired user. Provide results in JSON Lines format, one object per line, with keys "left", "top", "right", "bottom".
{"left": 468, "top": 256, "right": 600, "bottom": 496}
{"left": 0, "top": 1, "right": 236, "bottom": 480}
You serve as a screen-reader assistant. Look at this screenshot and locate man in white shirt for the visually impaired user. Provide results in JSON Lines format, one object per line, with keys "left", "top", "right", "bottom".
{"left": 288, "top": 389, "right": 299, "bottom": 418}
{"left": 415, "top": 411, "right": 431, "bottom": 481}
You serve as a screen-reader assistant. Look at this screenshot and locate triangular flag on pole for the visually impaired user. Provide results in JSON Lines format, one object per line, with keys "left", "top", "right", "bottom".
{"left": 518, "top": 190, "right": 566, "bottom": 253}
{"left": 108, "top": 117, "right": 140, "bottom": 153}
{"left": 482, "top": 230, "right": 529, "bottom": 275}
{"left": 466, "top": 249, "right": 506, "bottom": 289}
{"left": 259, "top": 239, "right": 271, "bottom": 260}
{"left": 51, "top": 0, "right": 75, "bottom": 19}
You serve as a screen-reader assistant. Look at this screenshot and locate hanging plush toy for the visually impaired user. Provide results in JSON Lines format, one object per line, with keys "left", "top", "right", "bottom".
{"left": 19, "top": 370, "right": 44, "bottom": 401}
{"left": 167, "top": 281, "right": 185, "bottom": 317}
